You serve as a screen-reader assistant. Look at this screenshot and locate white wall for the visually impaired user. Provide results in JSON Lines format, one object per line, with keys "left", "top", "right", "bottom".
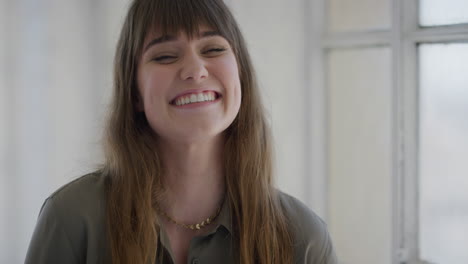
{"left": 0, "top": 0, "right": 9, "bottom": 260}
{"left": 228, "top": 0, "right": 310, "bottom": 205}
{"left": 0, "top": 0, "right": 129, "bottom": 262}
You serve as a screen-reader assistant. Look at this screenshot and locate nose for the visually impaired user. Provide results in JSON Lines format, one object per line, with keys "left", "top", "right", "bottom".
{"left": 179, "top": 52, "right": 209, "bottom": 81}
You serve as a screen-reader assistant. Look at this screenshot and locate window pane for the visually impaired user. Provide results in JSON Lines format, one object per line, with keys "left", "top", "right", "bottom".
{"left": 420, "top": 0, "right": 468, "bottom": 26}
{"left": 328, "top": 0, "right": 391, "bottom": 32}
{"left": 327, "top": 47, "right": 392, "bottom": 264}
{"left": 419, "top": 43, "right": 468, "bottom": 264}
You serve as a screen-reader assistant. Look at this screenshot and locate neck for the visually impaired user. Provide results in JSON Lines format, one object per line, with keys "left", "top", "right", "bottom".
{"left": 156, "top": 135, "right": 226, "bottom": 224}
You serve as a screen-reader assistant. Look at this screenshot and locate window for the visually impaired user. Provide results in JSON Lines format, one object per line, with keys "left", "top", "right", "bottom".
{"left": 310, "top": 0, "right": 468, "bottom": 263}
{"left": 420, "top": 0, "right": 468, "bottom": 26}
{"left": 418, "top": 43, "right": 468, "bottom": 264}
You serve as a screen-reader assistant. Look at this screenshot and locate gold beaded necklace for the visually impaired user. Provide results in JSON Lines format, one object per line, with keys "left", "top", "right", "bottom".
{"left": 157, "top": 200, "right": 224, "bottom": 231}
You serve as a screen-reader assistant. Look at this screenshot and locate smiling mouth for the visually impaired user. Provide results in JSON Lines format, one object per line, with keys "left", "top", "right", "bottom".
{"left": 170, "top": 91, "right": 222, "bottom": 106}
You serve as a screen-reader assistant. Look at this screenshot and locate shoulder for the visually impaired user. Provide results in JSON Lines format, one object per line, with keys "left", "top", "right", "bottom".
{"left": 46, "top": 171, "right": 108, "bottom": 237}
{"left": 277, "top": 191, "right": 338, "bottom": 264}
{"left": 44, "top": 172, "right": 108, "bottom": 226}
{"left": 25, "top": 171, "right": 109, "bottom": 264}
{"left": 277, "top": 191, "right": 326, "bottom": 245}
{"left": 48, "top": 171, "right": 107, "bottom": 212}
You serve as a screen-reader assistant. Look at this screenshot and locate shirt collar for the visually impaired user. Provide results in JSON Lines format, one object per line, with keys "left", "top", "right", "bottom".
{"left": 213, "top": 194, "right": 232, "bottom": 233}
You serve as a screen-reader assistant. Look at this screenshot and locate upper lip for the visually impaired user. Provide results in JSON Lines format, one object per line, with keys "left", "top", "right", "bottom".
{"left": 170, "top": 89, "right": 221, "bottom": 104}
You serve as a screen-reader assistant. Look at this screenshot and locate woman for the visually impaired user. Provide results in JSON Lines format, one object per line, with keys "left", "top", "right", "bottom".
{"left": 25, "top": 0, "right": 337, "bottom": 263}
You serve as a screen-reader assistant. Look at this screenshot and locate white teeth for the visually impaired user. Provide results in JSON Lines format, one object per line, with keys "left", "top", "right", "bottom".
{"left": 174, "top": 91, "right": 218, "bottom": 106}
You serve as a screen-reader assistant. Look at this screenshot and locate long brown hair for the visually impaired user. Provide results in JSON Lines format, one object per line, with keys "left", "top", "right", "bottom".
{"left": 102, "top": 0, "right": 293, "bottom": 263}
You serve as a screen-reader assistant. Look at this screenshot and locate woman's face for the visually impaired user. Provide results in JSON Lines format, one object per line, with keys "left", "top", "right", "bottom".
{"left": 136, "top": 25, "right": 241, "bottom": 144}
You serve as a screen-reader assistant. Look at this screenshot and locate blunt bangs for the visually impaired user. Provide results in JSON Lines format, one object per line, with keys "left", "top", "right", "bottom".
{"left": 135, "top": 0, "right": 237, "bottom": 54}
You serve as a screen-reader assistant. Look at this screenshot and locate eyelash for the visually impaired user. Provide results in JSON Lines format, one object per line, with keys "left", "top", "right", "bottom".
{"left": 153, "top": 55, "right": 177, "bottom": 62}
{"left": 153, "top": 47, "right": 227, "bottom": 62}
{"left": 203, "top": 47, "right": 226, "bottom": 54}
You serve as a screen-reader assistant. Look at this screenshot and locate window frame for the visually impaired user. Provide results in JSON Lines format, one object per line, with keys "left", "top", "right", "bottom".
{"left": 308, "top": 0, "right": 468, "bottom": 263}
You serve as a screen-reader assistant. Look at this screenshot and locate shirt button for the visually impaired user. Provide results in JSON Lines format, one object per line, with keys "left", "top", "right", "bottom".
{"left": 192, "top": 258, "right": 200, "bottom": 264}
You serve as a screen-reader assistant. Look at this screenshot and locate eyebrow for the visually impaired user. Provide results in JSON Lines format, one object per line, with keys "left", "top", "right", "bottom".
{"left": 143, "top": 31, "right": 223, "bottom": 53}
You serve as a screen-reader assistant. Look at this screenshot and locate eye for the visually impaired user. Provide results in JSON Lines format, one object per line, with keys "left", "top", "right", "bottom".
{"left": 152, "top": 55, "right": 178, "bottom": 63}
{"left": 202, "top": 47, "right": 227, "bottom": 56}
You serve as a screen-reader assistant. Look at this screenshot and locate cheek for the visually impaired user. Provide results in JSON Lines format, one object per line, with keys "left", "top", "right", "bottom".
{"left": 216, "top": 56, "right": 241, "bottom": 93}
{"left": 138, "top": 69, "right": 173, "bottom": 107}
{"left": 228, "top": 60, "right": 242, "bottom": 108}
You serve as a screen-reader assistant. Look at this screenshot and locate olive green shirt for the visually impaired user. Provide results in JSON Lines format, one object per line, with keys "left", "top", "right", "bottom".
{"left": 25, "top": 173, "right": 338, "bottom": 264}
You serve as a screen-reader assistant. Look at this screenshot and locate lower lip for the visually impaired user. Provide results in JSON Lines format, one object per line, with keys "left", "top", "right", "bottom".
{"left": 171, "top": 96, "right": 222, "bottom": 109}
